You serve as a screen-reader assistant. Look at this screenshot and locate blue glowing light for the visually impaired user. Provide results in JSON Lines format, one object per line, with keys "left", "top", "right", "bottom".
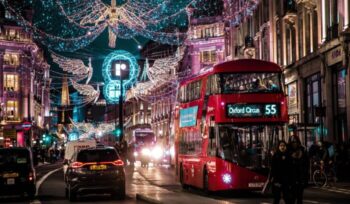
{"left": 222, "top": 173, "right": 232, "bottom": 184}
{"left": 102, "top": 50, "right": 139, "bottom": 104}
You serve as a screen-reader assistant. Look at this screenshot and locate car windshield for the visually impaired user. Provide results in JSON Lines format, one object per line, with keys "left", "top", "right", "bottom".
{"left": 217, "top": 125, "right": 283, "bottom": 172}
{"left": 77, "top": 149, "right": 119, "bottom": 162}
{"left": 218, "top": 72, "right": 282, "bottom": 93}
{"left": 0, "top": 149, "right": 31, "bottom": 167}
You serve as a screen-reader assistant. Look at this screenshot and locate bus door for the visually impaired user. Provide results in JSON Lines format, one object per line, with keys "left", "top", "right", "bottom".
{"left": 217, "top": 125, "right": 283, "bottom": 176}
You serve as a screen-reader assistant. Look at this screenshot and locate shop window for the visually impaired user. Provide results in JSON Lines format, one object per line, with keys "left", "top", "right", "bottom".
{"left": 3, "top": 74, "right": 19, "bottom": 91}
{"left": 305, "top": 73, "right": 321, "bottom": 124}
{"left": 333, "top": 68, "right": 348, "bottom": 142}
{"left": 3, "top": 53, "right": 20, "bottom": 66}
{"left": 6, "top": 100, "right": 19, "bottom": 121}
{"left": 200, "top": 50, "right": 217, "bottom": 64}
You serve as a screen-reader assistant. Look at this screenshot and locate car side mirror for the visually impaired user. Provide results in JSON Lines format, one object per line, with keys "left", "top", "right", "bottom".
{"left": 209, "top": 127, "right": 215, "bottom": 140}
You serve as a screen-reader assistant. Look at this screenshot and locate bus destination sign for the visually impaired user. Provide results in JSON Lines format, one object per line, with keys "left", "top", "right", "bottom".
{"left": 226, "top": 104, "right": 279, "bottom": 118}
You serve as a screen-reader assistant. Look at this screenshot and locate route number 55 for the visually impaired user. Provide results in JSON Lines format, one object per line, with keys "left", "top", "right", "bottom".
{"left": 265, "top": 104, "right": 277, "bottom": 115}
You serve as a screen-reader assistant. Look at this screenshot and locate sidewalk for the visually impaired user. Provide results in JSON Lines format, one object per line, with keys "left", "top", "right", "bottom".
{"left": 312, "top": 182, "right": 350, "bottom": 195}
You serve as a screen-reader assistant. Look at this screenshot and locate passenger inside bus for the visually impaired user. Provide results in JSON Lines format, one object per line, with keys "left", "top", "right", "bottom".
{"left": 267, "top": 80, "right": 278, "bottom": 91}
{"left": 220, "top": 73, "right": 281, "bottom": 93}
{"left": 251, "top": 78, "right": 267, "bottom": 91}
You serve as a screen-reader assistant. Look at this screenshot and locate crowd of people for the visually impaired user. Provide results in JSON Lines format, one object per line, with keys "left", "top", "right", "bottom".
{"left": 270, "top": 136, "right": 308, "bottom": 204}
{"left": 270, "top": 136, "right": 350, "bottom": 204}
{"left": 31, "top": 145, "right": 64, "bottom": 165}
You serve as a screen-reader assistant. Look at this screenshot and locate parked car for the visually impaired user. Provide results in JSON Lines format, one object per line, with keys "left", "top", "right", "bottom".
{"left": 65, "top": 146, "right": 125, "bottom": 201}
{"left": 0, "top": 147, "right": 36, "bottom": 199}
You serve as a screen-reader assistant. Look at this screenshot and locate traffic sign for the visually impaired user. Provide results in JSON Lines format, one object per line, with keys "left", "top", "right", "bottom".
{"left": 22, "top": 122, "right": 32, "bottom": 131}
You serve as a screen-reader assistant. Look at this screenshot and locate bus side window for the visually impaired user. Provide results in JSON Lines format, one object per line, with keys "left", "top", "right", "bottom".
{"left": 205, "top": 76, "right": 211, "bottom": 96}
{"left": 208, "top": 126, "right": 216, "bottom": 156}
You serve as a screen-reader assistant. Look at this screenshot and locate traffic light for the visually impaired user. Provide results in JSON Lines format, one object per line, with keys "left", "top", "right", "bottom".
{"left": 113, "top": 128, "right": 121, "bottom": 137}
{"left": 43, "top": 134, "right": 51, "bottom": 144}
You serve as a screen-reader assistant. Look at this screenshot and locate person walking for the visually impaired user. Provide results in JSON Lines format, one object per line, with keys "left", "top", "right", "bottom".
{"left": 289, "top": 136, "right": 309, "bottom": 204}
{"left": 270, "top": 140, "right": 292, "bottom": 204}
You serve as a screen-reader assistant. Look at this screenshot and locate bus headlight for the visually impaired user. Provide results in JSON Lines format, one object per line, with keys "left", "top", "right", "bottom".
{"left": 222, "top": 173, "right": 232, "bottom": 184}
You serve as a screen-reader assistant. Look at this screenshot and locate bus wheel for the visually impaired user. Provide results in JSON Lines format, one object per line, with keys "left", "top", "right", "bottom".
{"left": 180, "top": 165, "right": 188, "bottom": 189}
{"left": 203, "top": 168, "right": 210, "bottom": 195}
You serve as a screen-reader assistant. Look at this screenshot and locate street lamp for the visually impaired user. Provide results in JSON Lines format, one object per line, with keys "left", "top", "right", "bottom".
{"left": 112, "top": 60, "right": 129, "bottom": 141}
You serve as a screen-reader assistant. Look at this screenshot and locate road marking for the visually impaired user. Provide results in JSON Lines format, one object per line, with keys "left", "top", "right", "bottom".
{"left": 35, "top": 167, "right": 62, "bottom": 196}
{"left": 30, "top": 199, "right": 41, "bottom": 204}
{"left": 312, "top": 186, "right": 350, "bottom": 195}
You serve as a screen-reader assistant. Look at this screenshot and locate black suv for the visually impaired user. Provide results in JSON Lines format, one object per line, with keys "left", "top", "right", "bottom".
{"left": 0, "top": 148, "right": 36, "bottom": 199}
{"left": 65, "top": 146, "right": 125, "bottom": 201}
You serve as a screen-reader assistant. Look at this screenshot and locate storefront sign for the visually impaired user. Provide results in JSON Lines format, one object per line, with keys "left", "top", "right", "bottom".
{"left": 226, "top": 104, "right": 279, "bottom": 118}
{"left": 179, "top": 106, "right": 198, "bottom": 127}
{"left": 288, "top": 82, "right": 298, "bottom": 107}
{"left": 327, "top": 47, "right": 343, "bottom": 66}
{"left": 3, "top": 129, "right": 17, "bottom": 139}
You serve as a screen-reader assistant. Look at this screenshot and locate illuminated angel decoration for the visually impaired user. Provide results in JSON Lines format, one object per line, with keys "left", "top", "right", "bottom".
{"left": 127, "top": 47, "right": 185, "bottom": 102}
{"left": 70, "top": 80, "right": 101, "bottom": 104}
{"left": 51, "top": 53, "right": 93, "bottom": 84}
{"left": 54, "top": 0, "right": 196, "bottom": 48}
{"left": 1, "top": 0, "right": 200, "bottom": 51}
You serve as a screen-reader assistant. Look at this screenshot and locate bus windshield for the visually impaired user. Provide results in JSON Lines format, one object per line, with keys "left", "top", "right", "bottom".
{"left": 217, "top": 72, "right": 282, "bottom": 93}
{"left": 217, "top": 125, "right": 283, "bottom": 172}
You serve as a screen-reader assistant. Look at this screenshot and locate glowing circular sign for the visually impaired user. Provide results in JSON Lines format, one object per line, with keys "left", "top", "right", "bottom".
{"left": 102, "top": 50, "right": 139, "bottom": 103}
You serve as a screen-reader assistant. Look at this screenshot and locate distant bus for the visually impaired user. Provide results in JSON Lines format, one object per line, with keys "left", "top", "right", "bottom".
{"left": 130, "top": 128, "right": 156, "bottom": 152}
{"left": 175, "top": 59, "right": 288, "bottom": 192}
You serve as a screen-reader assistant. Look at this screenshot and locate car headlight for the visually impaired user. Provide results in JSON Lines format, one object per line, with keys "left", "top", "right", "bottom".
{"left": 141, "top": 148, "right": 151, "bottom": 156}
{"left": 152, "top": 147, "right": 163, "bottom": 160}
{"left": 133, "top": 151, "right": 138, "bottom": 157}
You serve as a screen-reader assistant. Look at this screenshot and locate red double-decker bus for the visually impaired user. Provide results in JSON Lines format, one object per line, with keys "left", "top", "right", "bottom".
{"left": 174, "top": 59, "right": 288, "bottom": 192}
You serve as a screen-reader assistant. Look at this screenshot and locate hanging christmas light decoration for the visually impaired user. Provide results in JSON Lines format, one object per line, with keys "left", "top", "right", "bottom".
{"left": 1, "top": 0, "right": 203, "bottom": 51}
{"left": 127, "top": 46, "right": 185, "bottom": 102}
{"left": 224, "top": 0, "right": 260, "bottom": 26}
{"left": 51, "top": 52, "right": 93, "bottom": 84}
{"left": 70, "top": 79, "right": 101, "bottom": 104}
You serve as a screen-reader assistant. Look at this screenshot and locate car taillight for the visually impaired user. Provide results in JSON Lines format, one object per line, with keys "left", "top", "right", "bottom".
{"left": 112, "top": 160, "right": 124, "bottom": 166}
{"left": 71, "top": 162, "right": 84, "bottom": 168}
{"left": 29, "top": 172, "right": 34, "bottom": 181}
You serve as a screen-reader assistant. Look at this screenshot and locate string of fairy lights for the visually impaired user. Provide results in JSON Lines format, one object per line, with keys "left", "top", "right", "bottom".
{"left": 0, "top": 0, "right": 263, "bottom": 121}
{"left": 224, "top": 0, "right": 261, "bottom": 26}
{"left": 1, "top": 0, "right": 203, "bottom": 51}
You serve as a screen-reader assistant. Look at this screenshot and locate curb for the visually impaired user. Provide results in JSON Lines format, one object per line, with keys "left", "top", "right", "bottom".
{"left": 136, "top": 193, "right": 163, "bottom": 204}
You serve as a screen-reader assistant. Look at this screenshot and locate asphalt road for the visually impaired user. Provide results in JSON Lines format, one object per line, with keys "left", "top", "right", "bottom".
{"left": 1, "top": 162, "right": 350, "bottom": 204}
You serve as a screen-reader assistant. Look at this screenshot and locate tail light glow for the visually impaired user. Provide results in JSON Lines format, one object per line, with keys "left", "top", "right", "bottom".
{"left": 112, "top": 160, "right": 124, "bottom": 166}
{"left": 29, "top": 172, "right": 34, "bottom": 181}
{"left": 71, "top": 162, "right": 85, "bottom": 168}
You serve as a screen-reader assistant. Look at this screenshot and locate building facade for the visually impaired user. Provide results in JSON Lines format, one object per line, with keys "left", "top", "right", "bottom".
{"left": 227, "top": 0, "right": 350, "bottom": 146}
{"left": 0, "top": 3, "right": 51, "bottom": 147}
{"left": 186, "top": 0, "right": 227, "bottom": 75}
{"left": 140, "top": 42, "right": 179, "bottom": 149}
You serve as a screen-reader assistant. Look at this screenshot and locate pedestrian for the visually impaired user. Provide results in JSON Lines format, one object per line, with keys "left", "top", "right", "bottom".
{"left": 288, "top": 136, "right": 309, "bottom": 204}
{"left": 270, "top": 140, "right": 292, "bottom": 204}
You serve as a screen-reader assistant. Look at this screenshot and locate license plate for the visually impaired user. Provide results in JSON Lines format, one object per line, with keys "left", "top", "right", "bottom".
{"left": 248, "top": 182, "right": 264, "bottom": 188}
{"left": 3, "top": 172, "right": 19, "bottom": 178}
{"left": 90, "top": 165, "right": 107, "bottom": 170}
{"left": 7, "top": 178, "right": 15, "bottom": 185}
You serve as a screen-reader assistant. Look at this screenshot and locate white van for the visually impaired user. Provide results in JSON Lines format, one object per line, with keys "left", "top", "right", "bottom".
{"left": 63, "top": 139, "right": 96, "bottom": 179}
